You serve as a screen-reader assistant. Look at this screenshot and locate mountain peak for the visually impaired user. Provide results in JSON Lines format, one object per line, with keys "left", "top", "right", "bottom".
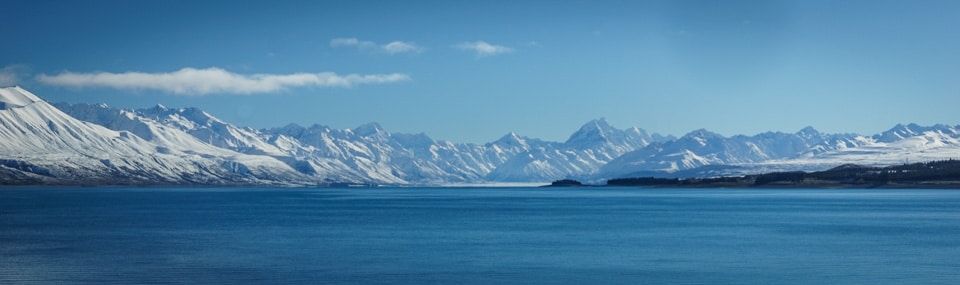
{"left": 565, "top": 118, "right": 618, "bottom": 145}
{"left": 876, "top": 121, "right": 916, "bottom": 143}
{"left": 581, "top": 118, "right": 613, "bottom": 131}
{"left": 906, "top": 123, "right": 924, "bottom": 130}
{"left": 0, "top": 85, "right": 42, "bottom": 109}
{"left": 500, "top": 131, "right": 520, "bottom": 140}
{"left": 174, "top": 107, "right": 218, "bottom": 126}
{"left": 494, "top": 132, "right": 527, "bottom": 147}
{"left": 269, "top": 123, "right": 307, "bottom": 137}
{"left": 354, "top": 122, "right": 387, "bottom": 137}
{"left": 682, "top": 128, "right": 722, "bottom": 139}
{"left": 798, "top": 126, "right": 819, "bottom": 134}
{"left": 796, "top": 126, "right": 821, "bottom": 139}
{"left": 874, "top": 123, "right": 949, "bottom": 143}
{"left": 393, "top": 132, "right": 434, "bottom": 148}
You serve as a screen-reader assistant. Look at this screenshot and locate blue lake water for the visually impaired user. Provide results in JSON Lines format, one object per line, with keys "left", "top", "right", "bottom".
{"left": 2, "top": 187, "right": 959, "bottom": 284}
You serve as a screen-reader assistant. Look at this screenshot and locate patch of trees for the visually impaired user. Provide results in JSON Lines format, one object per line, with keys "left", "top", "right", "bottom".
{"left": 755, "top": 159, "right": 960, "bottom": 185}
{"left": 607, "top": 159, "right": 960, "bottom": 187}
{"left": 549, "top": 179, "right": 583, "bottom": 186}
{"left": 607, "top": 176, "right": 750, "bottom": 186}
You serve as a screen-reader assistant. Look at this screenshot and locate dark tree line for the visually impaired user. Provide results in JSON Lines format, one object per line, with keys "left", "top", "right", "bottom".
{"left": 607, "top": 159, "right": 960, "bottom": 187}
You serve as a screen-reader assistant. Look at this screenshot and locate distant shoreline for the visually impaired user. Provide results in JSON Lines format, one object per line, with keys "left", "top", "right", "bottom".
{"left": 597, "top": 182, "right": 960, "bottom": 189}
{"left": 549, "top": 160, "right": 960, "bottom": 189}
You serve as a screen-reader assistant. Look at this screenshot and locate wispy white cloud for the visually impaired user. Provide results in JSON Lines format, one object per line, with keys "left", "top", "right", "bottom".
{"left": 383, "top": 41, "right": 422, "bottom": 54}
{"left": 0, "top": 64, "right": 27, "bottom": 86}
{"left": 36, "top": 67, "right": 411, "bottom": 95}
{"left": 330, "top": 37, "right": 377, "bottom": 49}
{"left": 453, "top": 41, "right": 514, "bottom": 56}
{"left": 330, "top": 38, "right": 423, "bottom": 54}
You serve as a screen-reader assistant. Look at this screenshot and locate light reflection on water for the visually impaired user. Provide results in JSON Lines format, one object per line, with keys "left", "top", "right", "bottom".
{"left": 2, "top": 187, "right": 959, "bottom": 284}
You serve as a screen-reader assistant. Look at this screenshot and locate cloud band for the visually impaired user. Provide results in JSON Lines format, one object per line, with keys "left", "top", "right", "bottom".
{"left": 453, "top": 41, "right": 514, "bottom": 56}
{"left": 36, "top": 67, "right": 410, "bottom": 95}
{"left": 330, "top": 38, "right": 423, "bottom": 54}
{"left": 0, "top": 65, "right": 27, "bottom": 86}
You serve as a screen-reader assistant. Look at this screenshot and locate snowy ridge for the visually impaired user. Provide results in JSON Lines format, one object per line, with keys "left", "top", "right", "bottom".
{"left": 54, "top": 100, "right": 659, "bottom": 183}
{"left": 1, "top": 87, "right": 305, "bottom": 185}
{"left": 486, "top": 118, "right": 653, "bottom": 181}
{"left": 4, "top": 86, "right": 960, "bottom": 185}
{"left": 601, "top": 124, "right": 960, "bottom": 179}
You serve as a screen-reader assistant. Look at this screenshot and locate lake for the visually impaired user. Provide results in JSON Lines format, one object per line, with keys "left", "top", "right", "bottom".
{"left": 2, "top": 187, "right": 959, "bottom": 284}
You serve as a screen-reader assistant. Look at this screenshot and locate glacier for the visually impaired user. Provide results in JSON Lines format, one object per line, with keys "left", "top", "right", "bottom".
{"left": 3, "top": 86, "right": 960, "bottom": 185}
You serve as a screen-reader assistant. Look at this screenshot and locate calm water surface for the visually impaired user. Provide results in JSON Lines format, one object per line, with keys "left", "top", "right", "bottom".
{"left": 2, "top": 187, "right": 959, "bottom": 284}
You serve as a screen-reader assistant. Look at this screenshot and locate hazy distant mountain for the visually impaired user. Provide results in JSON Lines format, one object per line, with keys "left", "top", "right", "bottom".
{"left": 484, "top": 118, "right": 654, "bottom": 181}
{"left": 600, "top": 124, "right": 960, "bottom": 179}
{"left": 599, "top": 127, "right": 868, "bottom": 178}
{"left": 4, "top": 86, "right": 960, "bottom": 185}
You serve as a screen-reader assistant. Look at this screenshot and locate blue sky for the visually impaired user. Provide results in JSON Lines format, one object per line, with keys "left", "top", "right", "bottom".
{"left": 2, "top": 0, "right": 958, "bottom": 143}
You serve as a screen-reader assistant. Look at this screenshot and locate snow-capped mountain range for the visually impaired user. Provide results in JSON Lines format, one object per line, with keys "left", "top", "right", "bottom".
{"left": 2, "top": 86, "right": 959, "bottom": 185}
